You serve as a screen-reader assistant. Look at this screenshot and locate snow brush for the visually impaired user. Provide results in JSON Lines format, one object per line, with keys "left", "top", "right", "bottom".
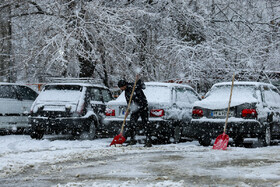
{"left": 110, "top": 75, "right": 139, "bottom": 146}
{"left": 213, "top": 72, "right": 235, "bottom": 150}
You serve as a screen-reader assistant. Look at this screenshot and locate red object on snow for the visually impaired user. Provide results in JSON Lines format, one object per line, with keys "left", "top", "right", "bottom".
{"left": 110, "top": 133, "right": 126, "bottom": 146}
{"left": 213, "top": 132, "right": 229, "bottom": 150}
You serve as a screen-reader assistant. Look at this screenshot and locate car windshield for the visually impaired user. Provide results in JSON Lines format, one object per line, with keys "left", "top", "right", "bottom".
{"left": 206, "top": 85, "right": 257, "bottom": 102}
{"left": 44, "top": 85, "right": 82, "bottom": 91}
{"left": 38, "top": 85, "right": 83, "bottom": 103}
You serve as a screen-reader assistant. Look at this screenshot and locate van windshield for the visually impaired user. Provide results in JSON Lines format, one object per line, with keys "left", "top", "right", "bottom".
{"left": 44, "top": 85, "right": 82, "bottom": 91}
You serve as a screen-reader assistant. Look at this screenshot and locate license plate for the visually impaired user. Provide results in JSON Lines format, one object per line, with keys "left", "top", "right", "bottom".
{"left": 119, "top": 106, "right": 127, "bottom": 116}
{"left": 211, "top": 110, "right": 234, "bottom": 117}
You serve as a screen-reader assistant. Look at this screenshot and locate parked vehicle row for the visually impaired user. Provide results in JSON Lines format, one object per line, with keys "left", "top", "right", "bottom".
{"left": 1, "top": 80, "right": 279, "bottom": 148}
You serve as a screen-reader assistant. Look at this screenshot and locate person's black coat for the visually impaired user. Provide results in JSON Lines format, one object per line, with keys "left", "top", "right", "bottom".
{"left": 124, "top": 79, "right": 148, "bottom": 110}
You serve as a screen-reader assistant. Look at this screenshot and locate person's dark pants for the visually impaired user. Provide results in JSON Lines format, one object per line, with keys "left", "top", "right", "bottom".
{"left": 125, "top": 107, "right": 152, "bottom": 143}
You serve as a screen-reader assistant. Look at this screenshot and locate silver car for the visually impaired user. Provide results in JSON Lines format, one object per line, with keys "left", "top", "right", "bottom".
{"left": 104, "top": 82, "right": 201, "bottom": 143}
{"left": 189, "top": 82, "right": 280, "bottom": 146}
{"left": 0, "top": 83, "right": 38, "bottom": 134}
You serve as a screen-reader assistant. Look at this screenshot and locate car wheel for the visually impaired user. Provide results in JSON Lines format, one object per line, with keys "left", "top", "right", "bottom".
{"left": 172, "top": 125, "right": 182, "bottom": 144}
{"left": 258, "top": 125, "right": 271, "bottom": 147}
{"left": 30, "top": 130, "right": 44, "bottom": 140}
{"left": 198, "top": 134, "right": 211, "bottom": 146}
{"left": 80, "top": 120, "right": 96, "bottom": 140}
{"left": 233, "top": 135, "right": 244, "bottom": 147}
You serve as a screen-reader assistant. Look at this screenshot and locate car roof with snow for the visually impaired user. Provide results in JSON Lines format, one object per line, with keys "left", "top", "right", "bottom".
{"left": 213, "top": 81, "right": 276, "bottom": 88}
{"left": 43, "top": 83, "right": 108, "bottom": 89}
{"left": 0, "top": 82, "right": 28, "bottom": 86}
{"left": 145, "top": 82, "right": 194, "bottom": 89}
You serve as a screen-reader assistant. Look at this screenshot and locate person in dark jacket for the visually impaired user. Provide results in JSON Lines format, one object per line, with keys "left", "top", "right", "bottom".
{"left": 118, "top": 77, "right": 152, "bottom": 147}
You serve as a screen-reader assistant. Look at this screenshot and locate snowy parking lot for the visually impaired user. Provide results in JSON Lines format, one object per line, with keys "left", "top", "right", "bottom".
{"left": 1, "top": 135, "right": 280, "bottom": 187}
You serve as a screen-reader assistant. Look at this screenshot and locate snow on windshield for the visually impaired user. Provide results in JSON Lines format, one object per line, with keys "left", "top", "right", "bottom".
{"left": 197, "top": 85, "right": 258, "bottom": 109}
{"left": 115, "top": 85, "right": 171, "bottom": 104}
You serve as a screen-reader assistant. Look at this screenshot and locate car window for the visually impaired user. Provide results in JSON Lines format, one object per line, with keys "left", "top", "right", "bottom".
{"left": 0, "top": 85, "right": 16, "bottom": 99}
{"left": 101, "top": 89, "right": 112, "bottom": 103}
{"left": 270, "top": 88, "right": 280, "bottom": 107}
{"left": 187, "top": 90, "right": 200, "bottom": 103}
{"left": 263, "top": 86, "right": 280, "bottom": 108}
{"left": 176, "top": 88, "right": 199, "bottom": 105}
{"left": 15, "top": 86, "right": 38, "bottom": 100}
{"left": 89, "top": 88, "right": 102, "bottom": 101}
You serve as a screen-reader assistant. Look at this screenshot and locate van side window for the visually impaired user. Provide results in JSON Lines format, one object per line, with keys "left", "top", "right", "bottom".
{"left": 16, "top": 86, "right": 38, "bottom": 100}
{"left": 89, "top": 88, "right": 102, "bottom": 101}
{"left": 0, "top": 85, "right": 16, "bottom": 99}
{"left": 263, "top": 86, "right": 277, "bottom": 107}
{"left": 101, "top": 89, "right": 112, "bottom": 103}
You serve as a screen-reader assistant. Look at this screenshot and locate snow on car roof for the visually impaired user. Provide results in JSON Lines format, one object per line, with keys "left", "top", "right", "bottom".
{"left": 0, "top": 82, "right": 28, "bottom": 86}
{"left": 145, "top": 82, "right": 193, "bottom": 89}
{"left": 44, "top": 83, "right": 108, "bottom": 89}
{"left": 214, "top": 81, "right": 274, "bottom": 87}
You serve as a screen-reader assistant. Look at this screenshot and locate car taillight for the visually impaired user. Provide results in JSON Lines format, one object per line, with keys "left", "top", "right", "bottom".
{"left": 105, "top": 108, "right": 115, "bottom": 116}
{"left": 77, "top": 102, "right": 85, "bottom": 115}
{"left": 150, "top": 109, "right": 165, "bottom": 117}
{"left": 192, "top": 108, "right": 203, "bottom": 118}
{"left": 242, "top": 109, "right": 257, "bottom": 119}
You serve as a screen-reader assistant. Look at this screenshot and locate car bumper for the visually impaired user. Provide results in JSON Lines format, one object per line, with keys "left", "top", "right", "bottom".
{"left": 188, "top": 118, "right": 264, "bottom": 138}
{"left": 102, "top": 117, "right": 172, "bottom": 136}
{"left": 0, "top": 116, "right": 29, "bottom": 133}
{"left": 29, "top": 116, "right": 89, "bottom": 132}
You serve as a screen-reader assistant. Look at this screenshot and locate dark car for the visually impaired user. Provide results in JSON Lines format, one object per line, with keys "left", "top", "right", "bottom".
{"left": 188, "top": 82, "right": 280, "bottom": 146}
{"left": 0, "top": 83, "right": 38, "bottom": 134}
{"left": 29, "top": 83, "right": 113, "bottom": 139}
{"left": 103, "top": 82, "right": 201, "bottom": 143}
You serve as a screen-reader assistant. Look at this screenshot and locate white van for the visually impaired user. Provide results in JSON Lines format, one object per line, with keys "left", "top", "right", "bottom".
{"left": 0, "top": 83, "right": 38, "bottom": 134}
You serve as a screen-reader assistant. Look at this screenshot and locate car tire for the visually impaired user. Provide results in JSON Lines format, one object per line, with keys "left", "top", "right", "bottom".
{"left": 233, "top": 135, "right": 244, "bottom": 147}
{"left": 198, "top": 134, "right": 211, "bottom": 146}
{"left": 80, "top": 120, "right": 96, "bottom": 140}
{"left": 30, "top": 130, "right": 44, "bottom": 140}
{"left": 258, "top": 125, "right": 271, "bottom": 147}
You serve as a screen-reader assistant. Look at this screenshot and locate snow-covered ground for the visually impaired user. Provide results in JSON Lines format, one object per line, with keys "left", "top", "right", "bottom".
{"left": 1, "top": 135, "right": 280, "bottom": 187}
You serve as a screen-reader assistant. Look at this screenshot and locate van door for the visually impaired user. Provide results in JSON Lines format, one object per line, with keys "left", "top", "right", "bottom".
{"left": 88, "top": 87, "right": 105, "bottom": 116}
{"left": 15, "top": 85, "right": 38, "bottom": 114}
{"left": 0, "top": 85, "right": 23, "bottom": 131}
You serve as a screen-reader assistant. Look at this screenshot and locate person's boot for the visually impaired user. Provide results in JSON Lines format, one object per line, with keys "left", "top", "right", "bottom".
{"left": 144, "top": 138, "right": 152, "bottom": 147}
{"left": 127, "top": 137, "right": 137, "bottom": 145}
